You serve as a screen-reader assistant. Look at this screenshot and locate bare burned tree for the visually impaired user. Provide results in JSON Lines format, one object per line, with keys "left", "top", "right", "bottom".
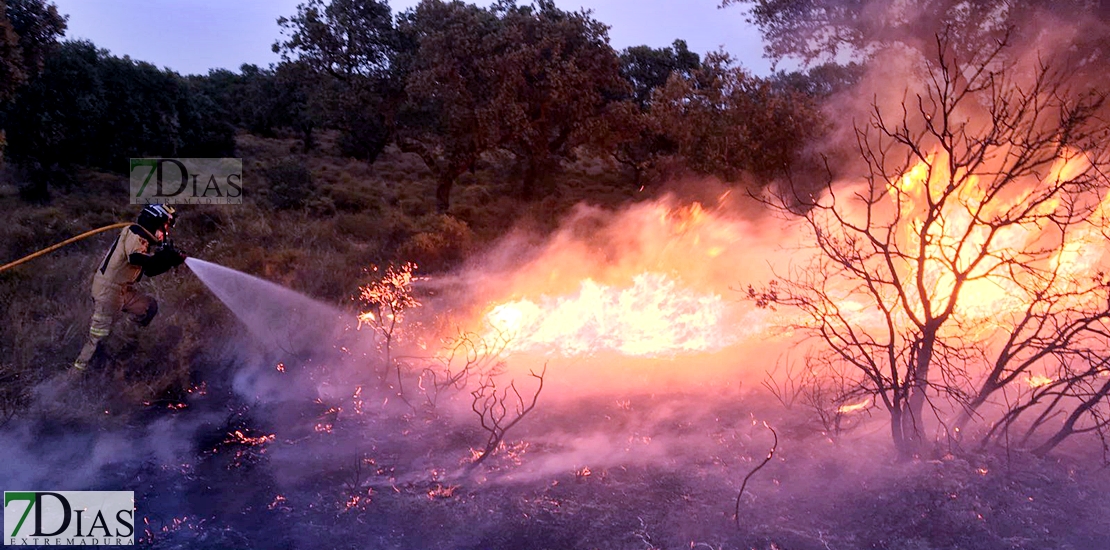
{"left": 413, "top": 328, "right": 510, "bottom": 410}
{"left": 467, "top": 364, "right": 546, "bottom": 471}
{"left": 754, "top": 28, "right": 1110, "bottom": 456}
{"left": 981, "top": 350, "right": 1110, "bottom": 456}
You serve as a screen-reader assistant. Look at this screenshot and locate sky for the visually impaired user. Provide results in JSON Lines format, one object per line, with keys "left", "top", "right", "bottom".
{"left": 48, "top": 0, "right": 773, "bottom": 76}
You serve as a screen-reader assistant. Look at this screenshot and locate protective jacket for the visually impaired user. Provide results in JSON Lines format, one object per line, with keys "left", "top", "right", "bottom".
{"left": 94, "top": 225, "right": 157, "bottom": 287}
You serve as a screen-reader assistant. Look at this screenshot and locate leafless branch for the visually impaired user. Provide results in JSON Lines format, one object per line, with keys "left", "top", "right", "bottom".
{"left": 735, "top": 422, "right": 778, "bottom": 529}
{"left": 467, "top": 364, "right": 546, "bottom": 471}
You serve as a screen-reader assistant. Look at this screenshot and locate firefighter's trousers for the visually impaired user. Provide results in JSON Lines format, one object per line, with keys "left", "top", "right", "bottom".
{"left": 74, "top": 281, "right": 158, "bottom": 369}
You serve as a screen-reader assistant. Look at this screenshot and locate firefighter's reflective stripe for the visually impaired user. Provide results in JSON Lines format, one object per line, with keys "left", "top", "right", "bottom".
{"left": 77, "top": 310, "right": 114, "bottom": 366}
{"left": 87, "top": 311, "right": 114, "bottom": 338}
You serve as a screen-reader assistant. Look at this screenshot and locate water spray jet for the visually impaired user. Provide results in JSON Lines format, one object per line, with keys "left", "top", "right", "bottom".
{"left": 185, "top": 258, "right": 355, "bottom": 356}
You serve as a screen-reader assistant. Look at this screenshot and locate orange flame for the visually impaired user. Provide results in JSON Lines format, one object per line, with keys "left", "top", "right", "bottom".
{"left": 465, "top": 198, "right": 772, "bottom": 360}
{"left": 879, "top": 148, "right": 1106, "bottom": 323}
{"left": 461, "top": 144, "right": 1107, "bottom": 367}
{"left": 484, "top": 272, "right": 732, "bottom": 357}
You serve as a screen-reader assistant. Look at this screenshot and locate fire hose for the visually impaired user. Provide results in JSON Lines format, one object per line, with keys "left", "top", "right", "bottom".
{"left": 0, "top": 222, "right": 131, "bottom": 274}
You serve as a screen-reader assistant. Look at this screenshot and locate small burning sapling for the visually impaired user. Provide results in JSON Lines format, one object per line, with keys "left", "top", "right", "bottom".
{"left": 763, "top": 356, "right": 809, "bottom": 410}
{"left": 358, "top": 262, "right": 421, "bottom": 384}
{"left": 467, "top": 364, "right": 546, "bottom": 471}
{"left": 342, "top": 451, "right": 377, "bottom": 505}
{"left": 765, "top": 355, "right": 872, "bottom": 438}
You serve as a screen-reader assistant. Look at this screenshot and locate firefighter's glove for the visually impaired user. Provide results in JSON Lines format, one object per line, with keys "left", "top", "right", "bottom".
{"left": 143, "top": 242, "right": 187, "bottom": 277}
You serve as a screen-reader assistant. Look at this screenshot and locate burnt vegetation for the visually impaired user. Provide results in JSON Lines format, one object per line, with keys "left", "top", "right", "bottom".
{"left": 2, "top": 0, "right": 1110, "bottom": 548}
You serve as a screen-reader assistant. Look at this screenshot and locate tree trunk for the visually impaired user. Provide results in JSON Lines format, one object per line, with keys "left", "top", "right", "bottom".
{"left": 521, "top": 159, "right": 537, "bottom": 200}
{"left": 435, "top": 174, "right": 453, "bottom": 213}
{"left": 300, "top": 122, "right": 315, "bottom": 153}
{"left": 890, "top": 407, "right": 907, "bottom": 456}
{"left": 901, "top": 332, "right": 937, "bottom": 455}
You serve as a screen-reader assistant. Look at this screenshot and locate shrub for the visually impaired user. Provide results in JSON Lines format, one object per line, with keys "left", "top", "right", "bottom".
{"left": 325, "top": 183, "right": 379, "bottom": 213}
{"left": 397, "top": 214, "right": 474, "bottom": 272}
{"left": 265, "top": 160, "right": 315, "bottom": 210}
{"left": 335, "top": 212, "right": 385, "bottom": 240}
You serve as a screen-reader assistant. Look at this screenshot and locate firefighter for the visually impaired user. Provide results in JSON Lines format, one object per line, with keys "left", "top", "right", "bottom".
{"left": 73, "top": 204, "right": 187, "bottom": 371}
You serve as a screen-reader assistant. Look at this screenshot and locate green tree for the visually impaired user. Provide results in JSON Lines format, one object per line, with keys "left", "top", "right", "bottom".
{"left": 590, "top": 39, "right": 700, "bottom": 187}
{"left": 619, "top": 39, "right": 699, "bottom": 108}
{"left": 395, "top": 0, "right": 627, "bottom": 209}
{"left": 275, "top": 0, "right": 393, "bottom": 79}
{"left": 770, "top": 61, "right": 864, "bottom": 98}
{"left": 275, "top": 0, "right": 395, "bottom": 161}
{"left": 0, "top": 4, "right": 24, "bottom": 106}
{"left": 590, "top": 99, "right": 675, "bottom": 187}
{"left": 3, "top": 41, "right": 234, "bottom": 199}
{"left": 651, "top": 52, "right": 822, "bottom": 182}
{"left": 393, "top": 0, "right": 503, "bottom": 211}
{"left": 273, "top": 61, "right": 322, "bottom": 151}
{"left": 489, "top": 0, "right": 628, "bottom": 199}
{"left": 0, "top": 0, "right": 65, "bottom": 160}
{"left": 0, "top": 0, "right": 65, "bottom": 103}
{"left": 196, "top": 62, "right": 320, "bottom": 151}
{"left": 191, "top": 67, "right": 247, "bottom": 128}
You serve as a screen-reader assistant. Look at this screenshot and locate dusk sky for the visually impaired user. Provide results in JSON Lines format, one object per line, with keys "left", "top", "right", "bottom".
{"left": 48, "top": 0, "right": 772, "bottom": 76}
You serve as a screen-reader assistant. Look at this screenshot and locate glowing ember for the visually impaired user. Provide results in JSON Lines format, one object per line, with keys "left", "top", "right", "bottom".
{"left": 267, "top": 495, "right": 290, "bottom": 512}
{"left": 484, "top": 272, "right": 733, "bottom": 357}
{"left": 427, "top": 485, "right": 458, "bottom": 500}
{"left": 226, "top": 430, "right": 275, "bottom": 446}
{"left": 837, "top": 398, "right": 872, "bottom": 414}
{"left": 344, "top": 495, "right": 365, "bottom": 510}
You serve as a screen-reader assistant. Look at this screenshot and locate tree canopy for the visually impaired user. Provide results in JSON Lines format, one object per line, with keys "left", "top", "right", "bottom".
{"left": 725, "top": 0, "right": 1110, "bottom": 67}
{"left": 0, "top": 0, "right": 836, "bottom": 209}
{"left": 0, "top": 0, "right": 65, "bottom": 103}
{"left": 619, "top": 39, "right": 700, "bottom": 108}
{"left": 2, "top": 40, "right": 235, "bottom": 199}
